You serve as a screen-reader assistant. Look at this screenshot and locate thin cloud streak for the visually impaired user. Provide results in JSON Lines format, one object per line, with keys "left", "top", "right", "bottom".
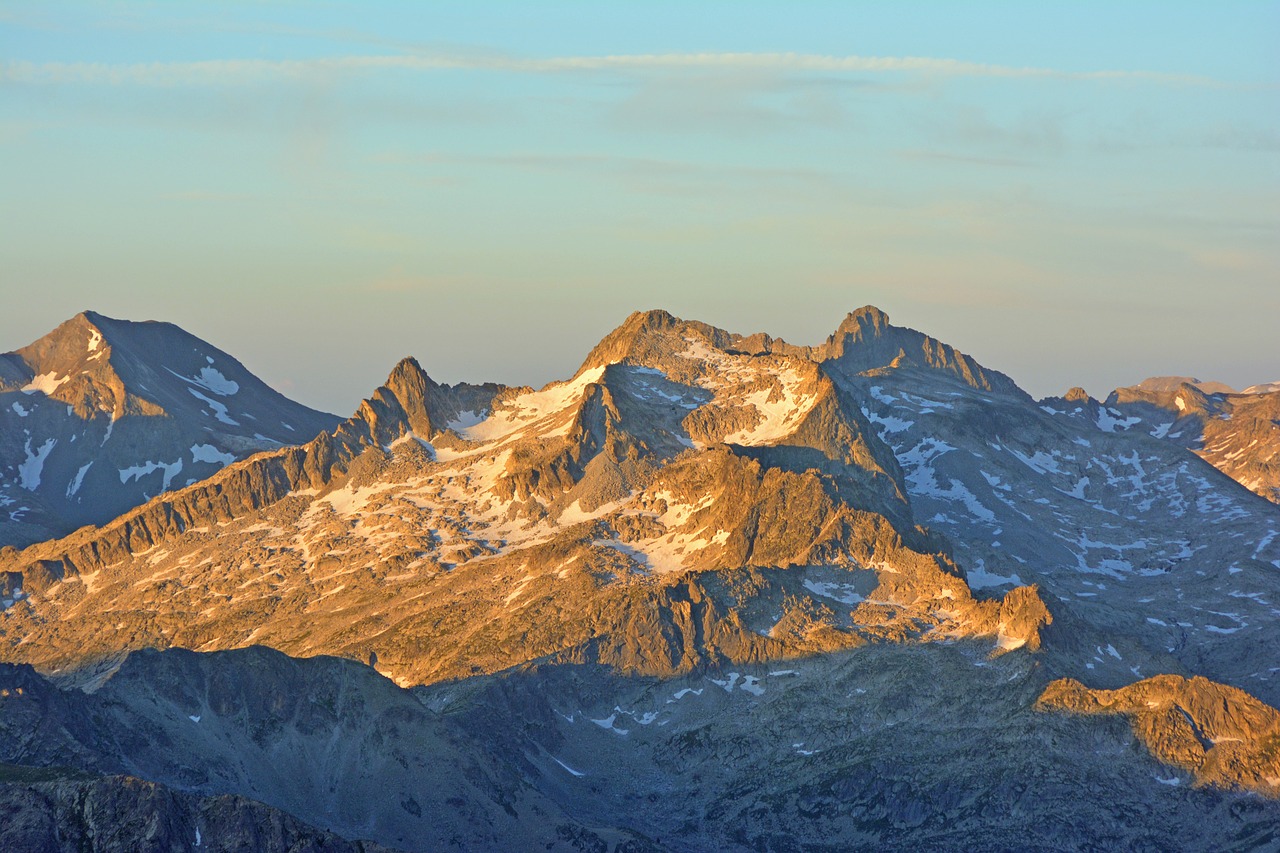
{"left": 0, "top": 52, "right": 1234, "bottom": 88}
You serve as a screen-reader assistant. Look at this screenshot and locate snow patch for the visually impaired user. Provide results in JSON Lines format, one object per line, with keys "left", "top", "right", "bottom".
{"left": 10, "top": 401, "right": 29, "bottom": 417}
{"left": 996, "top": 631, "right": 1026, "bottom": 651}
{"left": 900, "top": 438, "right": 996, "bottom": 522}
{"left": 710, "top": 672, "right": 741, "bottom": 692}
{"left": 589, "top": 713, "right": 629, "bottom": 735}
{"left": 191, "top": 443, "right": 236, "bottom": 466}
{"left": 446, "top": 410, "right": 486, "bottom": 431}
{"left": 1096, "top": 409, "right": 1141, "bottom": 432}
{"left": 66, "top": 461, "right": 92, "bottom": 497}
{"left": 723, "top": 376, "right": 817, "bottom": 446}
{"left": 21, "top": 372, "right": 69, "bottom": 395}
{"left": 119, "top": 458, "right": 184, "bottom": 492}
{"left": 1009, "top": 448, "right": 1064, "bottom": 476}
{"left": 803, "top": 579, "right": 864, "bottom": 605}
{"left": 552, "top": 756, "right": 586, "bottom": 777}
{"left": 863, "top": 408, "right": 915, "bottom": 434}
{"left": 18, "top": 437, "right": 56, "bottom": 490}
{"left": 187, "top": 388, "right": 240, "bottom": 425}
{"left": 966, "top": 559, "right": 1023, "bottom": 590}
{"left": 459, "top": 366, "right": 605, "bottom": 444}
{"left": 166, "top": 364, "right": 239, "bottom": 396}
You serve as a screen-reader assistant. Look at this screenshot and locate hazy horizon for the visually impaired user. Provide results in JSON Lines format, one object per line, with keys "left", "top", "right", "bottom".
{"left": 2, "top": 1, "right": 1277, "bottom": 414}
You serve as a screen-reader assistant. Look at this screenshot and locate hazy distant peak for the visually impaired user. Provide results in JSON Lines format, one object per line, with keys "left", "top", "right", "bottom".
{"left": 1132, "top": 376, "right": 1236, "bottom": 395}
{"left": 1243, "top": 381, "right": 1280, "bottom": 395}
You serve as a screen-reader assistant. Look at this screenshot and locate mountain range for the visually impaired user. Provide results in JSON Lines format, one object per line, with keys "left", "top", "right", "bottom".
{"left": 1, "top": 306, "right": 1278, "bottom": 852}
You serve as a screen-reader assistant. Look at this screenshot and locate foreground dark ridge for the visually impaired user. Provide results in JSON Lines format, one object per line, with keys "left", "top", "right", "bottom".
{"left": 3, "top": 644, "right": 1278, "bottom": 852}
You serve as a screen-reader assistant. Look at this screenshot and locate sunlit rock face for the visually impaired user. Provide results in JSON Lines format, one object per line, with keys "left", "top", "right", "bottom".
{"left": 2, "top": 306, "right": 1279, "bottom": 851}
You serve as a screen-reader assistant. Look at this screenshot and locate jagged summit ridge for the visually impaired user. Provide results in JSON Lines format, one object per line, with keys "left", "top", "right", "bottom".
{"left": 577, "top": 305, "right": 1024, "bottom": 404}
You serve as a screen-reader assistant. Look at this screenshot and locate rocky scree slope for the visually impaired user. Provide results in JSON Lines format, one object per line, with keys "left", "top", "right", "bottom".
{"left": 0, "top": 311, "right": 339, "bottom": 549}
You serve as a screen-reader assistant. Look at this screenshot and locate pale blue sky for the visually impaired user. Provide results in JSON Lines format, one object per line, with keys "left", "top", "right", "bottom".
{"left": 2, "top": 2, "right": 1277, "bottom": 413}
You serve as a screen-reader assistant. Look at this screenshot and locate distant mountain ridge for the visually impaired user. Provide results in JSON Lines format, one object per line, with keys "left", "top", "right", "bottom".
{"left": 0, "top": 311, "right": 340, "bottom": 548}
{"left": 1040, "top": 374, "right": 1280, "bottom": 505}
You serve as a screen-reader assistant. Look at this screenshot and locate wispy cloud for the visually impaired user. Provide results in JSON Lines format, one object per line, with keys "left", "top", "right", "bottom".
{"left": 381, "top": 149, "right": 854, "bottom": 199}
{"left": 896, "top": 148, "right": 1035, "bottom": 169}
{"left": 0, "top": 52, "right": 1233, "bottom": 88}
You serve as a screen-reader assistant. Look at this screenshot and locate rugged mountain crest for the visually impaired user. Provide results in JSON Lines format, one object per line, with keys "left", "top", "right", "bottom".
{"left": 338, "top": 356, "right": 505, "bottom": 451}
{"left": 577, "top": 308, "right": 730, "bottom": 373}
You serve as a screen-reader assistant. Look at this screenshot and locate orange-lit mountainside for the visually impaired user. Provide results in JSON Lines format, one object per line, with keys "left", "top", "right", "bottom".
{"left": 2, "top": 307, "right": 1279, "bottom": 852}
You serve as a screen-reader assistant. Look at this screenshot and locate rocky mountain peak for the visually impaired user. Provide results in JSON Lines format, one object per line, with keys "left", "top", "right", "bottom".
{"left": 815, "top": 307, "right": 1025, "bottom": 399}
{"left": 383, "top": 356, "right": 437, "bottom": 415}
{"left": 346, "top": 357, "right": 440, "bottom": 448}
{"left": 1063, "top": 387, "right": 1092, "bottom": 403}
{"left": 1107, "top": 378, "right": 1214, "bottom": 414}
{"left": 577, "top": 308, "right": 731, "bottom": 374}
{"left": 0, "top": 311, "right": 123, "bottom": 417}
{"left": 832, "top": 305, "right": 892, "bottom": 340}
